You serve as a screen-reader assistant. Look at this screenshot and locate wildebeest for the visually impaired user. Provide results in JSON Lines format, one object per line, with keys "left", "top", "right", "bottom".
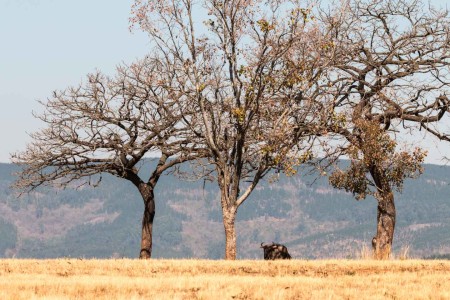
{"left": 260, "top": 242, "right": 291, "bottom": 260}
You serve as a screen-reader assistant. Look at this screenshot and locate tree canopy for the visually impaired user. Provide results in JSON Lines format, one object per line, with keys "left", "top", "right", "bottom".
{"left": 12, "top": 0, "right": 450, "bottom": 260}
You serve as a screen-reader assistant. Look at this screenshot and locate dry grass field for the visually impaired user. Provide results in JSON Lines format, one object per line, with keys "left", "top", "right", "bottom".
{"left": 1, "top": 259, "right": 449, "bottom": 299}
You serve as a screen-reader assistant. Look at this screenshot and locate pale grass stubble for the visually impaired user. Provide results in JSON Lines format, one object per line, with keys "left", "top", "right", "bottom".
{"left": 1, "top": 259, "right": 449, "bottom": 299}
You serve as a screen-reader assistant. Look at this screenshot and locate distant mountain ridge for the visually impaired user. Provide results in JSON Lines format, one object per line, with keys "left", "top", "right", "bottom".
{"left": 0, "top": 161, "right": 449, "bottom": 259}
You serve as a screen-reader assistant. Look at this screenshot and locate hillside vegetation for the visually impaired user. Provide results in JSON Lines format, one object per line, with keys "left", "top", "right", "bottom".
{"left": 0, "top": 162, "right": 449, "bottom": 259}
{"left": 1, "top": 259, "right": 450, "bottom": 299}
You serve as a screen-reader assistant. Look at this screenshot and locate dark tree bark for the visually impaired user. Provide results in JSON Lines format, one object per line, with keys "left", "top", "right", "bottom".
{"left": 138, "top": 184, "right": 155, "bottom": 259}
{"left": 370, "top": 166, "right": 396, "bottom": 260}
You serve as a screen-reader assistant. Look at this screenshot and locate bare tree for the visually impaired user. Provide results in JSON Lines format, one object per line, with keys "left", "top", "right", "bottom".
{"left": 315, "top": 0, "right": 450, "bottom": 259}
{"left": 12, "top": 58, "right": 201, "bottom": 259}
{"left": 131, "top": 0, "right": 327, "bottom": 259}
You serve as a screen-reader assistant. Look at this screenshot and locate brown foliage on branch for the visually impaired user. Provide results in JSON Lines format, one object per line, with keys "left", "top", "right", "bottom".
{"left": 329, "top": 119, "right": 427, "bottom": 200}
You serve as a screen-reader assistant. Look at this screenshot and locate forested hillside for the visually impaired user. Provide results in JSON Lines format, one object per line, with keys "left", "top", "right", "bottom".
{"left": 0, "top": 162, "right": 449, "bottom": 259}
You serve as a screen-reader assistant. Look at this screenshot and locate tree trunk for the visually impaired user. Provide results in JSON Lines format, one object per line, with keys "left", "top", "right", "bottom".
{"left": 222, "top": 205, "right": 237, "bottom": 260}
{"left": 138, "top": 184, "right": 155, "bottom": 259}
{"left": 370, "top": 167, "right": 396, "bottom": 260}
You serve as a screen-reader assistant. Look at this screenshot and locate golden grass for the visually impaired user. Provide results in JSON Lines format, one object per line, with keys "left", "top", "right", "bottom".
{"left": 1, "top": 259, "right": 450, "bottom": 299}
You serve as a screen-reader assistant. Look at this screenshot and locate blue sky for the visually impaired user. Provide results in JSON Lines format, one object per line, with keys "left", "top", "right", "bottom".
{"left": 0, "top": 0, "right": 149, "bottom": 163}
{"left": 0, "top": 0, "right": 449, "bottom": 164}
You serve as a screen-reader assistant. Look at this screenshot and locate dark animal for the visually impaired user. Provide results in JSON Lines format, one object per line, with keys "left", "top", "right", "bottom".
{"left": 260, "top": 242, "right": 291, "bottom": 260}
